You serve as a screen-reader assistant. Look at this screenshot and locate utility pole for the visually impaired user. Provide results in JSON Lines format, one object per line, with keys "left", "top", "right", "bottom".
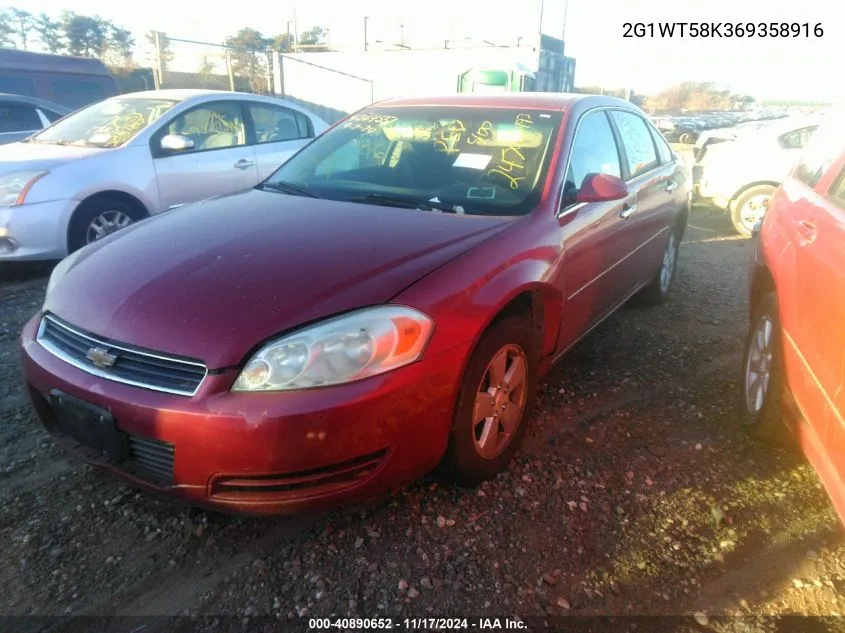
{"left": 400, "top": 24, "right": 404, "bottom": 48}
{"left": 153, "top": 31, "right": 163, "bottom": 89}
{"left": 364, "top": 16, "right": 369, "bottom": 51}
{"left": 537, "top": 0, "right": 545, "bottom": 41}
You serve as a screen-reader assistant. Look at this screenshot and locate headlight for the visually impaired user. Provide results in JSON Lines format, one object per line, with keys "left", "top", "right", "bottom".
{"left": 232, "top": 305, "right": 435, "bottom": 392}
{"left": 0, "top": 171, "right": 49, "bottom": 207}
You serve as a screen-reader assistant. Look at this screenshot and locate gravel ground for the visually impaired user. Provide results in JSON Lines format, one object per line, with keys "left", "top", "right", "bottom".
{"left": 1, "top": 206, "right": 844, "bottom": 633}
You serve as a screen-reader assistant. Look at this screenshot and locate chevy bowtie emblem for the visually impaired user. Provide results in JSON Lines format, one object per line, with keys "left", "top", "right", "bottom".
{"left": 86, "top": 346, "right": 118, "bottom": 368}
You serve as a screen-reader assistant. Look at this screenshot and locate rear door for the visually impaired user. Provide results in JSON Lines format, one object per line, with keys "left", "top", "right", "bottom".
{"left": 0, "top": 101, "right": 43, "bottom": 145}
{"left": 151, "top": 100, "right": 258, "bottom": 211}
{"left": 555, "top": 108, "right": 629, "bottom": 348}
{"left": 607, "top": 109, "right": 678, "bottom": 291}
{"left": 245, "top": 102, "right": 315, "bottom": 181}
{"left": 805, "top": 161, "right": 845, "bottom": 501}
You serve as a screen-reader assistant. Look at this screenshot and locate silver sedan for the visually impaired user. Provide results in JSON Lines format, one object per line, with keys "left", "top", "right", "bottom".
{"left": 0, "top": 89, "right": 329, "bottom": 261}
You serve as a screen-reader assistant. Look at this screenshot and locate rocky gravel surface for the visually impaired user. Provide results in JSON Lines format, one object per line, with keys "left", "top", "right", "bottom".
{"left": 1, "top": 208, "right": 844, "bottom": 633}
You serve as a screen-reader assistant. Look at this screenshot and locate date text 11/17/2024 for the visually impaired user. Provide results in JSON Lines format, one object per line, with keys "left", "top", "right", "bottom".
{"left": 308, "top": 617, "right": 527, "bottom": 630}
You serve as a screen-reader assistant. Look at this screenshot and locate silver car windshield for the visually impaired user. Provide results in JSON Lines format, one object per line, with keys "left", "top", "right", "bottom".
{"left": 31, "top": 98, "right": 178, "bottom": 148}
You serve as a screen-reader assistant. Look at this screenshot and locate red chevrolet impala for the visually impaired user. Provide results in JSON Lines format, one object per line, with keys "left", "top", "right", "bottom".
{"left": 20, "top": 94, "right": 690, "bottom": 515}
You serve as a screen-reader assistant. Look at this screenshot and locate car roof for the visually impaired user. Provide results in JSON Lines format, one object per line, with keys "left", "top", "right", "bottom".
{"left": 372, "top": 92, "right": 631, "bottom": 112}
{"left": 117, "top": 89, "right": 248, "bottom": 101}
{"left": 0, "top": 92, "right": 70, "bottom": 113}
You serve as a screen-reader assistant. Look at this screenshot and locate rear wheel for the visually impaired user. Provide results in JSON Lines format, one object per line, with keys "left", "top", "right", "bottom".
{"left": 731, "top": 185, "right": 776, "bottom": 237}
{"left": 443, "top": 316, "right": 538, "bottom": 486}
{"left": 739, "top": 293, "right": 789, "bottom": 442}
{"left": 68, "top": 196, "right": 145, "bottom": 254}
{"left": 635, "top": 226, "right": 680, "bottom": 306}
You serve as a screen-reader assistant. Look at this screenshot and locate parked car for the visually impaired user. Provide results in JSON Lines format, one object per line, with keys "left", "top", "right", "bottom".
{"left": 693, "top": 119, "right": 775, "bottom": 160}
{"left": 740, "top": 111, "right": 845, "bottom": 523}
{"left": 0, "top": 92, "right": 70, "bottom": 145}
{"left": 692, "top": 116, "right": 822, "bottom": 236}
{"left": 20, "top": 94, "right": 691, "bottom": 515}
{"left": 0, "top": 49, "right": 118, "bottom": 109}
{"left": 0, "top": 89, "right": 329, "bottom": 261}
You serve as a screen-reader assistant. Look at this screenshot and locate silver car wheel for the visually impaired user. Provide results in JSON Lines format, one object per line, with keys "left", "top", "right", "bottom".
{"left": 659, "top": 232, "right": 677, "bottom": 295}
{"left": 86, "top": 210, "right": 134, "bottom": 244}
{"left": 744, "top": 313, "right": 774, "bottom": 416}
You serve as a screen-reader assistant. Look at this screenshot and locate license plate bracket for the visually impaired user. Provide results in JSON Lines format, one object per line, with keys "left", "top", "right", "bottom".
{"left": 49, "top": 390, "right": 129, "bottom": 462}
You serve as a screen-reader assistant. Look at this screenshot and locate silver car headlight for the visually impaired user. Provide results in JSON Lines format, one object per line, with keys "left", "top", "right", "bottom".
{"left": 232, "top": 306, "right": 435, "bottom": 392}
{"left": 0, "top": 171, "right": 49, "bottom": 207}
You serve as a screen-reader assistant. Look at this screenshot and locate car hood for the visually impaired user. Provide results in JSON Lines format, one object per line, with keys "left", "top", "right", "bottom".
{"left": 45, "top": 189, "right": 514, "bottom": 369}
{"left": 0, "top": 141, "right": 107, "bottom": 173}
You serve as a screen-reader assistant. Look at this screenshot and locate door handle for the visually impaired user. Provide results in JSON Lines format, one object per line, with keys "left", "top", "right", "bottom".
{"left": 665, "top": 181, "right": 678, "bottom": 193}
{"left": 234, "top": 159, "right": 254, "bottom": 170}
{"left": 797, "top": 219, "right": 817, "bottom": 243}
{"left": 620, "top": 202, "right": 637, "bottom": 219}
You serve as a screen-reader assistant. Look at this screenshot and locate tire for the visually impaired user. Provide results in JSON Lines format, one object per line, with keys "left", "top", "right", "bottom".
{"left": 738, "top": 293, "right": 789, "bottom": 443}
{"left": 442, "top": 316, "right": 539, "bottom": 486}
{"left": 635, "top": 225, "right": 680, "bottom": 306}
{"left": 68, "top": 196, "right": 145, "bottom": 254}
{"left": 730, "top": 185, "right": 776, "bottom": 237}
{"left": 678, "top": 132, "right": 693, "bottom": 145}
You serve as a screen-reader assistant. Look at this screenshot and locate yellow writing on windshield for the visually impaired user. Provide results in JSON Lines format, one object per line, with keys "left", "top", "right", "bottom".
{"left": 342, "top": 113, "right": 399, "bottom": 134}
{"left": 466, "top": 120, "right": 494, "bottom": 145}
{"left": 486, "top": 113, "right": 534, "bottom": 190}
{"left": 434, "top": 119, "right": 466, "bottom": 153}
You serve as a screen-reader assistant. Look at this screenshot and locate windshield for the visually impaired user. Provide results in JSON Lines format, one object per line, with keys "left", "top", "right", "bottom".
{"left": 31, "top": 98, "right": 177, "bottom": 148}
{"left": 265, "top": 106, "right": 563, "bottom": 216}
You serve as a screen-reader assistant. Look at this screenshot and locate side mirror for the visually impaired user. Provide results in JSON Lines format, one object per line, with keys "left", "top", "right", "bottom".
{"left": 576, "top": 173, "right": 629, "bottom": 203}
{"left": 160, "top": 134, "right": 194, "bottom": 153}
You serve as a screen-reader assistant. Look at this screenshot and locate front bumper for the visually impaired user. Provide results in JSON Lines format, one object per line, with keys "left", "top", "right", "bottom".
{"left": 20, "top": 314, "right": 471, "bottom": 515}
{"left": 0, "top": 198, "right": 77, "bottom": 261}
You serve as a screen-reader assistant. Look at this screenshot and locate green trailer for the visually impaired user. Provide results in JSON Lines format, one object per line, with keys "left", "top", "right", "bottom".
{"left": 457, "top": 67, "right": 536, "bottom": 94}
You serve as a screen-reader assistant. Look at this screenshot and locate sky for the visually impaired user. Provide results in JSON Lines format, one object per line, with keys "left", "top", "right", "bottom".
{"left": 18, "top": 0, "right": 844, "bottom": 101}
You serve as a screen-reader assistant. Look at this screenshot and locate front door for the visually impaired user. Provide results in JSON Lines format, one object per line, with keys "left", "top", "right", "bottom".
{"left": 152, "top": 100, "right": 258, "bottom": 211}
{"left": 555, "top": 108, "right": 631, "bottom": 350}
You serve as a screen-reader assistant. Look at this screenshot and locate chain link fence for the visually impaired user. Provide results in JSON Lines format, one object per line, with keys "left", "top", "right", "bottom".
{"left": 146, "top": 32, "right": 374, "bottom": 123}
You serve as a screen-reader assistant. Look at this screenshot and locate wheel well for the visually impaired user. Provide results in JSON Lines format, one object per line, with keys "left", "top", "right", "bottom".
{"left": 730, "top": 181, "right": 780, "bottom": 210}
{"left": 749, "top": 266, "right": 776, "bottom": 320}
{"left": 488, "top": 290, "right": 546, "bottom": 355}
{"left": 68, "top": 191, "right": 148, "bottom": 246}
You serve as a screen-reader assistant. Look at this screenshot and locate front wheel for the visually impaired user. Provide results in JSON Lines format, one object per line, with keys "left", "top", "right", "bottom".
{"left": 731, "top": 185, "right": 776, "bottom": 237}
{"left": 442, "top": 316, "right": 538, "bottom": 486}
{"left": 68, "top": 196, "right": 145, "bottom": 254}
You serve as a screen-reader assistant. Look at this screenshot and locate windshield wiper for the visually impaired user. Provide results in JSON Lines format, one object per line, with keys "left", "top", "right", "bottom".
{"left": 257, "top": 181, "right": 320, "bottom": 198}
{"left": 353, "top": 193, "right": 464, "bottom": 214}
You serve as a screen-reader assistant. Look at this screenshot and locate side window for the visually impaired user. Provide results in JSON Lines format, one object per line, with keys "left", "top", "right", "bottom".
{"left": 609, "top": 110, "right": 659, "bottom": 179}
{"left": 0, "top": 104, "right": 42, "bottom": 132}
{"left": 248, "top": 104, "right": 310, "bottom": 144}
{"left": 51, "top": 79, "right": 106, "bottom": 109}
{"left": 648, "top": 125, "right": 674, "bottom": 164}
{"left": 562, "top": 110, "right": 622, "bottom": 206}
{"left": 779, "top": 126, "right": 817, "bottom": 150}
{"left": 828, "top": 167, "right": 845, "bottom": 207}
{"left": 164, "top": 102, "right": 246, "bottom": 152}
{"left": 794, "top": 123, "right": 838, "bottom": 189}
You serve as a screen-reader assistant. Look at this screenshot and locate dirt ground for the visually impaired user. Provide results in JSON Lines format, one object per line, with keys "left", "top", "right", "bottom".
{"left": 1, "top": 206, "right": 844, "bottom": 633}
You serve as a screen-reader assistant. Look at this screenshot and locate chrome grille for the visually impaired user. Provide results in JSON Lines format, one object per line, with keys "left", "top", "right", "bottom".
{"left": 37, "top": 314, "right": 207, "bottom": 397}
